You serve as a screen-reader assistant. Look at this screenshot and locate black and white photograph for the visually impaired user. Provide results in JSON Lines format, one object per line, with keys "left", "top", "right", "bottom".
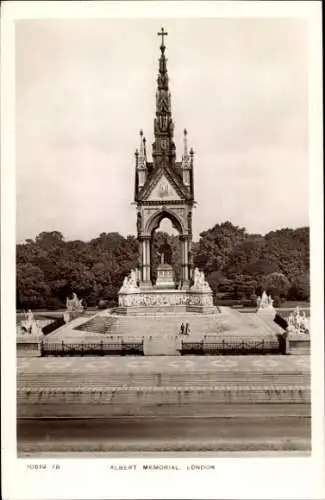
{"left": 1, "top": 1, "right": 324, "bottom": 499}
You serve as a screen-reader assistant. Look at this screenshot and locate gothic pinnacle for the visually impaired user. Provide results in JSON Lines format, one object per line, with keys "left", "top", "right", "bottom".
{"left": 183, "top": 129, "right": 189, "bottom": 157}
{"left": 139, "top": 130, "right": 146, "bottom": 159}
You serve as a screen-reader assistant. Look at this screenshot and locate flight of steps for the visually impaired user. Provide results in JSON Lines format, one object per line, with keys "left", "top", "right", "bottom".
{"left": 67, "top": 309, "right": 281, "bottom": 340}
{"left": 76, "top": 315, "right": 118, "bottom": 334}
{"left": 17, "top": 357, "right": 310, "bottom": 419}
{"left": 18, "top": 369, "right": 309, "bottom": 389}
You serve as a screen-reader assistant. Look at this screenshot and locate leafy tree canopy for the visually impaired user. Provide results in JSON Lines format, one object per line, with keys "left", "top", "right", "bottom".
{"left": 16, "top": 224, "right": 309, "bottom": 309}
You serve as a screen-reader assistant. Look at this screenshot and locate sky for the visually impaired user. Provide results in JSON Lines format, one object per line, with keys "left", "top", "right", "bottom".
{"left": 16, "top": 17, "right": 309, "bottom": 243}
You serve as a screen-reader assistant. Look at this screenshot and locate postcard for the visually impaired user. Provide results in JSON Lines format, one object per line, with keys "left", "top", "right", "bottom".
{"left": 1, "top": 1, "right": 324, "bottom": 499}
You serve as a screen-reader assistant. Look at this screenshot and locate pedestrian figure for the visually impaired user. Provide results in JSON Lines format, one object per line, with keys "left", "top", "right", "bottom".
{"left": 185, "top": 323, "right": 190, "bottom": 336}
{"left": 180, "top": 323, "right": 185, "bottom": 335}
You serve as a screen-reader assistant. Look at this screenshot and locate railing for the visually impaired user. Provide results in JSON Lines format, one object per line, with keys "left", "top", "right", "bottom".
{"left": 41, "top": 340, "right": 144, "bottom": 356}
{"left": 180, "top": 338, "right": 284, "bottom": 355}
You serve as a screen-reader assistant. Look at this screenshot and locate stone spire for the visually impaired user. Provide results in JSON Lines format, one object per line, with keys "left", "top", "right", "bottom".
{"left": 152, "top": 28, "right": 176, "bottom": 169}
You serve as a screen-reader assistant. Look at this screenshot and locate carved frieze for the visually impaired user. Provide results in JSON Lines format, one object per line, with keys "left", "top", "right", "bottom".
{"left": 118, "top": 290, "right": 213, "bottom": 308}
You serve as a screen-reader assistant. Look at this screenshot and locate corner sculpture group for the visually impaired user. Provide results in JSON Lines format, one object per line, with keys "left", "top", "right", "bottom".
{"left": 19, "top": 310, "right": 42, "bottom": 336}
{"left": 287, "top": 306, "right": 310, "bottom": 334}
{"left": 191, "top": 268, "right": 212, "bottom": 292}
{"left": 66, "top": 292, "right": 84, "bottom": 312}
{"left": 256, "top": 291, "right": 309, "bottom": 334}
{"left": 256, "top": 291, "right": 274, "bottom": 310}
{"left": 18, "top": 293, "right": 85, "bottom": 335}
{"left": 119, "top": 269, "right": 139, "bottom": 293}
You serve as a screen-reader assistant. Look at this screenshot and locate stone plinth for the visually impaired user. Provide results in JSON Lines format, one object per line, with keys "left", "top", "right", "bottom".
{"left": 155, "top": 263, "right": 176, "bottom": 289}
{"left": 118, "top": 288, "right": 216, "bottom": 314}
{"left": 17, "top": 334, "right": 43, "bottom": 357}
{"left": 288, "top": 333, "right": 310, "bottom": 355}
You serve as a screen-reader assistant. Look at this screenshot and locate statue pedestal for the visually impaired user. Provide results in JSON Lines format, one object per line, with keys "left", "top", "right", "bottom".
{"left": 117, "top": 288, "right": 217, "bottom": 315}
{"left": 17, "top": 333, "right": 43, "bottom": 357}
{"left": 155, "top": 263, "right": 176, "bottom": 289}
{"left": 118, "top": 268, "right": 217, "bottom": 314}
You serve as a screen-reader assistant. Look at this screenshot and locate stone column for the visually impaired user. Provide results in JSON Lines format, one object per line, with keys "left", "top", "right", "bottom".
{"left": 141, "top": 237, "right": 152, "bottom": 287}
{"left": 180, "top": 236, "right": 190, "bottom": 288}
{"left": 146, "top": 239, "right": 151, "bottom": 280}
{"left": 183, "top": 238, "right": 189, "bottom": 281}
{"left": 187, "top": 209, "right": 193, "bottom": 282}
{"left": 188, "top": 239, "right": 193, "bottom": 281}
{"left": 138, "top": 238, "right": 144, "bottom": 281}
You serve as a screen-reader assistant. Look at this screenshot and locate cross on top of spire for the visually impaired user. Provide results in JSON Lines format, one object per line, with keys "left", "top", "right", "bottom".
{"left": 157, "top": 27, "right": 168, "bottom": 47}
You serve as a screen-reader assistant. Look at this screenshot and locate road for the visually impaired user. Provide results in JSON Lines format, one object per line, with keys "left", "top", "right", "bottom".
{"left": 18, "top": 414, "right": 311, "bottom": 455}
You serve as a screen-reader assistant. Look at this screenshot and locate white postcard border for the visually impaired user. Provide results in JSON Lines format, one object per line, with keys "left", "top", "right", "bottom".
{"left": 1, "top": 2, "right": 324, "bottom": 499}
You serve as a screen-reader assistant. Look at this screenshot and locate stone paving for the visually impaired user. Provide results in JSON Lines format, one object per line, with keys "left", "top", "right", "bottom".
{"left": 17, "top": 354, "right": 310, "bottom": 375}
{"left": 46, "top": 307, "right": 283, "bottom": 343}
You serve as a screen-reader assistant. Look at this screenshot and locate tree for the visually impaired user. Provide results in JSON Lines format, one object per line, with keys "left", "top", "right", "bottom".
{"left": 35, "top": 231, "right": 64, "bottom": 247}
{"left": 194, "top": 221, "right": 247, "bottom": 274}
{"left": 262, "top": 272, "right": 291, "bottom": 299}
{"left": 17, "top": 263, "right": 51, "bottom": 309}
{"left": 288, "top": 271, "right": 310, "bottom": 301}
{"left": 224, "top": 237, "right": 265, "bottom": 278}
{"left": 263, "top": 227, "right": 309, "bottom": 283}
{"left": 16, "top": 230, "right": 139, "bottom": 309}
{"left": 16, "top": 223, "right": 309, "bottom": 309}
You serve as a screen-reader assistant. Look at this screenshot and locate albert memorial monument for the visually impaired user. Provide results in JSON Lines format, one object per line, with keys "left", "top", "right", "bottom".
{"left": 22, "top": 29, "right": 293, "bottom": 356}
{"left": 118, "top": 28, "right": 215, "bottom": 313}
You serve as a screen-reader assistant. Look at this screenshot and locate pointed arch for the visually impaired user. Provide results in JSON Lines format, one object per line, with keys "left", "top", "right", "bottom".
{"left": 144, "top": 207, "right": 185, "bottom": 237}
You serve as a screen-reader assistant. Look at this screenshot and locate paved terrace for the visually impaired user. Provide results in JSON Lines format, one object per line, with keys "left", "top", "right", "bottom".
{"left": 46, "top": 307, "right": 283, "bottom": 343}
{"left": 17, "top": 353, "right": 310, "bottom": 375}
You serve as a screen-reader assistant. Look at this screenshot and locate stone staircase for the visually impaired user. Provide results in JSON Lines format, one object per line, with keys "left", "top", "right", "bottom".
{"left": 17, "top": 355, "right": 310, "bottom": 419}
{"left": 61, "top": 308, "right": 282, "bottom": 340}
{"left": 76, "top": 315, "right": 118, "bottom": 334}
{"left": 18, "top": 369, "right": 309, "bottom": 389}
{"left": 43, "top": 308, "right": 286, "bottom": 357}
